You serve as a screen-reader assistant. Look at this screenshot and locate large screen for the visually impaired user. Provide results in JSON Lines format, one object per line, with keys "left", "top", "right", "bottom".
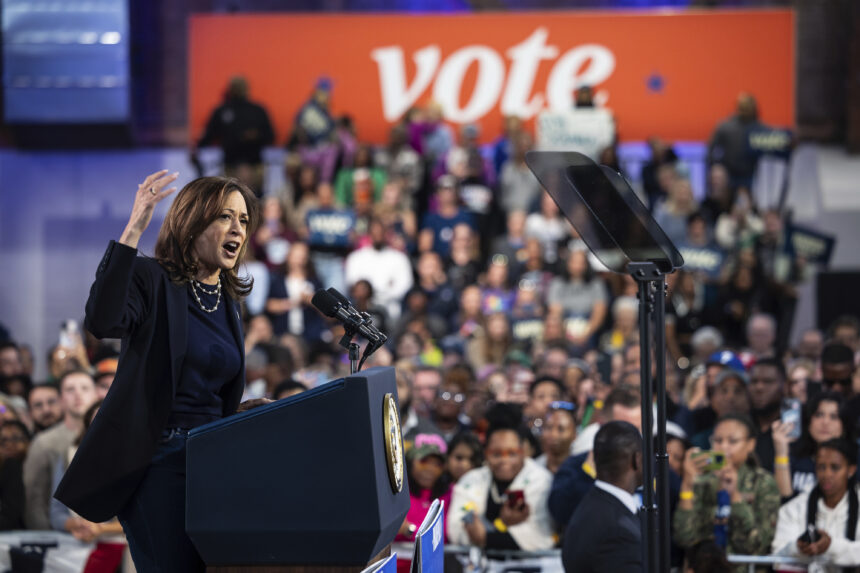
{"left": 3, "top": 0, "right": 129, "bottom": 123}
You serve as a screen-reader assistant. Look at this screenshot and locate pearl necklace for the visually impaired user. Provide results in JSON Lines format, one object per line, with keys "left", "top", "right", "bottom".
{"left": 191, "top": 276, "right": 221, "bottom": 313}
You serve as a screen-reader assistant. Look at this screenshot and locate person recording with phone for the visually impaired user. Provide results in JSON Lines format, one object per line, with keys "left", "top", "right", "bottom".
{"left": 447, "top": 405, "right": 554, "bottom": 552}
{"left": 54, "top": 171, "right": 268, "bottom": 571}
{"left": 771, "top": 438, "right": 860, "bottom": 571}
{"left": 772, "top": 392, "right": 850, "bottom": 500}
{"left": 674, "top": 414, "right": 780, "bottom": 559}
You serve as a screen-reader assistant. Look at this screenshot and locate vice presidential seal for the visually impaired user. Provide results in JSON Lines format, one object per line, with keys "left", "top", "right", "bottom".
{"left": 382, "top": 393, "right": 404, "bottom": 493}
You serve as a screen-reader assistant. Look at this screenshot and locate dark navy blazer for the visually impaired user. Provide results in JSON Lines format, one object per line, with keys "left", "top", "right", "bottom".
{"left": 55, "top": 241, "right": 245, "bottom": 522}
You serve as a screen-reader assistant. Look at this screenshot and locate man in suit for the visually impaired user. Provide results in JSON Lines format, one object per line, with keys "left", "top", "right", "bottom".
{"left": 562, "top": 421, "right": 643, "bottom": 573}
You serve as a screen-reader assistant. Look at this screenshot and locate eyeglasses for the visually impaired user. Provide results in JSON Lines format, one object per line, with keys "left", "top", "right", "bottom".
{"left": 486, "top": 448, "right": 523, "bottom": 460}
{"left": 439, "top": 391, "right": 465, "bottom": 403}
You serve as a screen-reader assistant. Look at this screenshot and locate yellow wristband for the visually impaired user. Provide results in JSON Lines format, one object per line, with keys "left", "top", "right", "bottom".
{"left": 493, "top": 518, "right": 508, "bottom": 533}
{"left": 680, "top": 490, "right": 694, "bottom": 501}
{"left": 582, "top": 461, "right": 596, "bottom": 479}
{"left": 775, "top": 456, "right": 790, "bottom": 466}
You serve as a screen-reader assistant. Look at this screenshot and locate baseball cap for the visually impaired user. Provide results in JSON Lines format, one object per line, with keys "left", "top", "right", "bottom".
{"left": 94, "top": 357, "right": 118, "bottom": 378}
{"left": 706, "top": 350, "right": 745, "bottom": 372}
{"left": 408, "top": 433, "right": 447, "bottom": 461}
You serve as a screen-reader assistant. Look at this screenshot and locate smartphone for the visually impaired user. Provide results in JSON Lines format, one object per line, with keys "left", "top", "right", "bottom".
{"left": 780, "top": 398, "right": 802, "bottom": 440}
{"left": 798, "top": 524, "right": 819, "bottom": 544}
{"left": 506, "top": 489, "right": 525, "bottom": 508}
{"left": 59, "top": 320, "right": 79, "bottom": 349}
{"left": 691, "top": 450, "right": 726, "bottom": 473}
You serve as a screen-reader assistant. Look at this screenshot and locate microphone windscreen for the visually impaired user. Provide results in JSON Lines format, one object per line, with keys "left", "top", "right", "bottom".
{"left": 326, "top": 287, "right": 351, "bottom": 307}
{"left": 311, "top": 289, "right": 340, "bottom": 317}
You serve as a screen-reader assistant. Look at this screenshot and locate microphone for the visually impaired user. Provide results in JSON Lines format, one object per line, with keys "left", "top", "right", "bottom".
{"left": 311, "top": 289, "right": 385, "bottom": 344}
{"left": 326, "top": 287, "right": 388, "bottom": 346}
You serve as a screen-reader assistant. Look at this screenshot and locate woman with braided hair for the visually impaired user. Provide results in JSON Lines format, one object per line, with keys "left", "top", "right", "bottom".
{"left": 771, "top": 438, "right": 860, "bottom": 572}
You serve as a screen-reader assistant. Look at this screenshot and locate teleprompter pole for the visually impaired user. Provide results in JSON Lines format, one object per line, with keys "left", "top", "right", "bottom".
{"left": 630, "top": 262, "right": 671, "bottom": 573}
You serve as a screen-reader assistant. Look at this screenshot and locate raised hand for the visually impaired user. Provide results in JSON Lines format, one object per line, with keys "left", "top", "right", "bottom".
{"left": 119, "top": 170, "right": 179, "bottom": 248}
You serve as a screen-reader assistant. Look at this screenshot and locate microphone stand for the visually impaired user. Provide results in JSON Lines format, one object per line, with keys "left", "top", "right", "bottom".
{"left": 338, "top": 324, "right": 362, "bottom": 375}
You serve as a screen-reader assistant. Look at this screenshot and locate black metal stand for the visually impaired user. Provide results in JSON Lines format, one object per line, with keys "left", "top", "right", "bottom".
{"left": 339, "top": 328, "right": 362, "bottom": 375}
{"left": 348, "top": 343, "right": 360, "bottom": 375}
{"left": 630, "top": 262, "right": 671, "bottom": 573}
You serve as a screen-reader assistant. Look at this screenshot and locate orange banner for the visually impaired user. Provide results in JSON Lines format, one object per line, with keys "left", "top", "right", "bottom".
{"left": 188, "top": 10, "right": 794, "bottom": 144}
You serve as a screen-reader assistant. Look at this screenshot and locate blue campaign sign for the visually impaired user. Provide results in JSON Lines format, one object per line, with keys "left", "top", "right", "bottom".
{"left": 305, "top": 208, "right": 355, "bottom": 248}
{"left": 678, "top": 244, "right": 724, "bottom": 279}
{"left": 411, "top": 499, "right": 444, "bottom": 573}
{"left": 784, "top": 223, "right": 836, "bottom": 266}
{"left": 748, "top": 126, "right": 793, "bottom": 159}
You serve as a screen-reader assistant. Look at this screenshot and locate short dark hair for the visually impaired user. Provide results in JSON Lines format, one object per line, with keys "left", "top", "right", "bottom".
{"left": 828, "top": 314, "right": 860, "bottom": 338}
{"left": 0, "top": 420, "right": 30, "bottom": 442}
{"left": 484, "top": 403, "right": 527, "bottom": 446}
{"left": 0, "top": 341, "right": 20, "bottom": 355}
{"left": 0, "top": 373, "right": 32, "bottom": 395}
{"left": 57, "top": 369, "right": 95, "bottom": 391}
{"left": 529, "top": 376, "right": 565, "bottom": 398}
{"left": 685, "top": 540, "right": 731, "bottom": 573}
{"left": 715, "top": 413, "right": 757, "bottom": 440}
{"left": 605, "top": 385, "right": 641, "bottom": 413}
{"left": 750, "top": 357, "right": 786, "bottom": 381}
{"left": 27, "top": 383, "right": 59, "bottom": 404}
{"left": 816, "top": 438, "right": 857, "bottom": 467}
{"left": 821, "top": 342, "right": 854, "bottom": 366}
{"left": 273, "top": 379, "right": 307, "bottom": 399}
{"left": 447, "top": 431, "right": 484, "bottom": 468}
{"left": 593, "top": 421, "right": 642, "bottom": 483}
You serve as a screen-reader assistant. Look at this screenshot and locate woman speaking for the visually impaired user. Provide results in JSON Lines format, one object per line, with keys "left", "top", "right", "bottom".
{"left": 55, "top": 170, "right": 263, "bottom": 571}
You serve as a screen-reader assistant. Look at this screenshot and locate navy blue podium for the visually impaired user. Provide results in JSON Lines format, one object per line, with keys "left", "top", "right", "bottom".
{"left": 185, "top": 366, "right": 410, "bottom": 570}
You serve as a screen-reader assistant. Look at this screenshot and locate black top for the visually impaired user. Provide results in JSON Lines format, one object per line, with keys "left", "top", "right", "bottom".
{"left": 55, "top": 242, "right": 246, "bottom": 522}
{"left": 484, "top": 478, "right": 519, "bottom": 551}
{"left": 168, "top": 285, "right": 241, "bottom": 429}
{"left": 562, "top": 486, "right": 642, "bottom": 573}
{"left": 198, "top": 98, "right": 274, "bottom": 167}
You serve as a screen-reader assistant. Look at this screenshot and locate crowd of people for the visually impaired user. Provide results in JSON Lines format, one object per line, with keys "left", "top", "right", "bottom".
{"left": 0, "top": 79, "right": 857, "bottom": 573}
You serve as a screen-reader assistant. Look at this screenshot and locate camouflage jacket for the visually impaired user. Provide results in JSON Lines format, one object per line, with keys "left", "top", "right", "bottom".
{"left": 673, "top": 464, "right": 780, "bottom": 557}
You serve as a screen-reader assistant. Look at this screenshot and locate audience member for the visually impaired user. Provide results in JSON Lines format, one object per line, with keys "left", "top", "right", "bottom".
{"left": 446, "top": 431, "right": 483, "bottom": 484}
{"left": 396, "top": 433, "right": 452, "bottom": 545}
{"left": 771, "top": 438, "right": 859, "bottom": 570}
{"left": 23, "top": 369, "right": 97, "bottom": 529}
{"left": 27, "top": 384, "right": 61, "bottom": 435}
{"left": 546, "top": 249, "right": 609, "bottom": 352}
{"left": 537, "top": 402, "right": 577, "bottom": 474}
{"left": 772, "top": 392, "right": 848, "bottom": 499}
{"left": 748, "top": 357, "right": 787, "bottom": 473}
{"left": 562, "top": 421, "right": 644, "bottom": 572}
{"left": 192, "top": 76, "right": 274, "bottom": 193}
{"left": 344, "top": 218, "right": 413, "bottom": 319}
{"left": 447, "top": 406, "right": 554, "bottom": 551}
{"left": 92, "top": 357, "right": 117, "bottom": 400}
{"left": 0, "top": 342, "right": 24, "bottom": 379}
{"left": 675, "top": 414, "right": 779, "bottom": 558}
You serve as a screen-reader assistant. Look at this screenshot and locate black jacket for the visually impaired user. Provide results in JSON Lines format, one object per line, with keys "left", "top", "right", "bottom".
{"left": 562, "top": 485, "right": 642, "bottom": 573}
{"left": 55, "top": 241, "right": 245, "bottom": 522}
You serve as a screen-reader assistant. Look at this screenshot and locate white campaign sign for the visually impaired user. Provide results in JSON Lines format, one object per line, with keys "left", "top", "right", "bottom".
{"left": 536, "top": 107, "right": 616, "bottom": 159}
{"left": 371, "top": 28, "right": 616, "bottom": 123}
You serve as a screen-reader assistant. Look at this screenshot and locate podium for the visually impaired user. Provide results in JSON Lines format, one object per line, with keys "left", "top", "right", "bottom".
{"left": 185, "top": 366, "right": 410, "bottom": 571}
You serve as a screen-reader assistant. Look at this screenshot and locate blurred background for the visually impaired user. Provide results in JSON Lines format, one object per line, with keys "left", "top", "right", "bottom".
{"left": 0, "top": 0, "right": 857, "bottom": 384}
